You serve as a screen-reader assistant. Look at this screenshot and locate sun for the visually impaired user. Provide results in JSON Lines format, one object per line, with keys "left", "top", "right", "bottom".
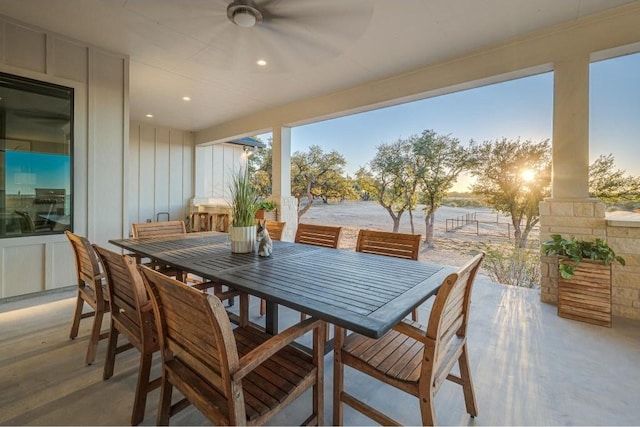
{"left": 521, "top": 169, "right": 536, "bottom": 182}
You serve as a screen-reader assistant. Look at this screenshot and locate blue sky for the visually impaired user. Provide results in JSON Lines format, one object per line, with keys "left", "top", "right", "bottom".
{"left": 5, "top": 151, "right": 70, "bottom": 195}
{"left": 283, "top": 52, "right": 639, "bottom": 192}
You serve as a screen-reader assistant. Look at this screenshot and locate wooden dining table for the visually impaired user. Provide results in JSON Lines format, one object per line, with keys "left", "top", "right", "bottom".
{"left": 109, "top": 231, "right": 454, "bottom": 340}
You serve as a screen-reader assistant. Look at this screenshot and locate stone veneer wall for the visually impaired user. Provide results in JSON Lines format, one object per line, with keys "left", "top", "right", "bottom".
{"left": 539, "top": 198, "right": 640, "bottom": 320}
{"left": 276, "top": 196, "right": 299, "bottom": 242}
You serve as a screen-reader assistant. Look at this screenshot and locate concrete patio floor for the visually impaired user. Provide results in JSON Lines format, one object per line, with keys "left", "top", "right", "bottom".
{"left": 1, "top": 276, "right": 639, "bottom": 426}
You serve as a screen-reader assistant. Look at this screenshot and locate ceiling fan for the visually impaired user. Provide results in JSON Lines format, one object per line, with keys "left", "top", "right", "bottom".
{"left": 125, "top": 0, "right": 374, "bottom": 73}
{"left": 226, "top": 0, "right": 263, "bottom": 28}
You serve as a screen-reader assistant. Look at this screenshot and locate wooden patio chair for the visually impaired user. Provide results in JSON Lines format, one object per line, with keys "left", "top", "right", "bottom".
{"left": 295, "top": 223, "right": 342, "bottom": 248}
{"left": 130, "top": 220, "right": 188, "bottom": 281}
{"left": 356, "top": 229, "right": 421, "bottom": 321}
{"left": 131, "top": 220, "right": 217, "bottom": 291}
{"left": 138, "top": 265, "right": 325, "bottom": 426}
{"left": 333, "top": 252, "right": 485, "bottom": 426}
{"left": 65, "top": 230, "right": 110, "bottom": 365}
{"left": 258, "top": 220, "right": 286, "bottom": 316}
{"left": 265, "top": 220, "right": 285, "bottom": 241}
{"left": 131, "top": 220, "right": 186, "bottom": 238}
{"left": 189, "top": 212, "right": 213, "bottom": 232}
{"left": 93, "top": 245, "right": 161, "bottom": 425}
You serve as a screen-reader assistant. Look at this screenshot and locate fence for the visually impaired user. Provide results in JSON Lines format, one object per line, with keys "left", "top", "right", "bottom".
{"left": 445, "top": 212, "right": 514, "bottom": 239}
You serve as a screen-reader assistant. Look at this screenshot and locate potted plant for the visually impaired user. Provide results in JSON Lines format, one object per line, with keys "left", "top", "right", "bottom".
{"left": 255, "top": 200, "right": 277, "bottom": 221}
{"left": 228, "top": 167, "right": 259, "bottom": 253}
{"left": 542, "top": 234, "right": 625, "bottom": 327}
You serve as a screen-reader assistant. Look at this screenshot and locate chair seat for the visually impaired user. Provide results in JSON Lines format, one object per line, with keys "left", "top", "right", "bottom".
{"left": 342, "top": 320, "right": 466, "bottom": 389}
{"left": 343, "top": 321, "right": 425, "bottom": 384}
{"left": 167, "top": 325, "right": 316, "bottom": 424}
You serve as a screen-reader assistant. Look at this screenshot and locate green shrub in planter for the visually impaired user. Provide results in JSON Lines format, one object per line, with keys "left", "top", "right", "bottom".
{"left": 541, "top": 234, "right": 625, "bottom": 279}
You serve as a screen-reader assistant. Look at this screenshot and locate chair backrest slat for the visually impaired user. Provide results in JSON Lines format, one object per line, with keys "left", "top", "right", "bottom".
{"left": 65, "top": 231, "right": 103, "bottom": 300}
{"left": 356, "top": 229, "right": 420, "bottom": 260}
{"left": 139, "top": 266, "right": 240, "bottom": 405}
{"left": 425, "top": 253, "right": 484, "bottom": 383}
{"left": 94, "top": 246, "right": 151, "bottom": 346}
{"left": 131, "top": 220, "right": 186, "bottom": 238}
{"left": 295, "top": 223, "right": 341, "bottom": 248}
{"left": 265, "top": 220, "right": 285, "bottom": 241}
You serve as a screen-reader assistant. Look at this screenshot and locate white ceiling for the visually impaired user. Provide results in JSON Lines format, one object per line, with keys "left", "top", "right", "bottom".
{"left": 0, "top": 0, "right": 635, "bottom": 132}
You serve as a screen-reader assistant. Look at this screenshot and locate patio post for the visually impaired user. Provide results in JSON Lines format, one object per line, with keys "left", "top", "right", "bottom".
{"left": 539, "top": 53, "right": 606, "bottom": 305}
{"left": 271, "top": 125, "right": 297, "bottom": 241}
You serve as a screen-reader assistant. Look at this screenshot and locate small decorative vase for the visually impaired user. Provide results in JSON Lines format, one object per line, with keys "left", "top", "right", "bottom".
{"left": 230, "top": 225, "right": 256, "bottom": 253}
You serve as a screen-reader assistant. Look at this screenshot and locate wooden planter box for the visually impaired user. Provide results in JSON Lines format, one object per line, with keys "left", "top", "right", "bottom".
{"left": 558, "top": 257, "right": 612, "bottom": 327}
{"left": 255, "top": 209, "right": 277, "bottom": 221}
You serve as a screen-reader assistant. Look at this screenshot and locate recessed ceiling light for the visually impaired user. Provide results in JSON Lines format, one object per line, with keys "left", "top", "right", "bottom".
{"left": 182, "top": 96, "right": 191, "bottom": 101}
{"left": 145, "top": 114, "right": 154, "bottom": 118}
{"left": 256, "top": 59, "right": 267, "bottom": 66}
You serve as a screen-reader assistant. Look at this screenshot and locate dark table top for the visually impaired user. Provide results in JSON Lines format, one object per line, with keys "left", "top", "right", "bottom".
{"left": 110, "top": 232, "right": 454, "bottom": 339}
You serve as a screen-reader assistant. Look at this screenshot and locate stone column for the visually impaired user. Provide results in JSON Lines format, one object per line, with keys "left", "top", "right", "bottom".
{"left": 540, "top": 53, "right": 606, "bottom": 304}
{"left": 551, "top": 54, "right": 590, "bottom": 199}
{"left": 271, "top": 125, "right": 297, "bottom": 241}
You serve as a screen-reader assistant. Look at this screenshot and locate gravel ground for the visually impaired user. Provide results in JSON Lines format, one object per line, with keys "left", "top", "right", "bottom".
{"left": 297, "top": 200, "right": 540, "bottom": 269}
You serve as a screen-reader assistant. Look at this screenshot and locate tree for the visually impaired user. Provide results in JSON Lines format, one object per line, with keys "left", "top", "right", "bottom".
{"left": 248, "top": 138, "right": 272, "bottom": 198}
{"left": 470, "top": 137, "right": 551, "bottom": 248}
{"left": 414, "top": 130, "right": 474, "bottom": 247}
{"left": 291, "top": 145, "right": 349, "bottom": 218}
{"left": 354, "top": 167, "right": 378, "bottom": 201}
{"left": 368, "top": 138, "right": 416, "bottom": 232}
{"left": 589, "top": 154, "right": 640, "bottom": 203}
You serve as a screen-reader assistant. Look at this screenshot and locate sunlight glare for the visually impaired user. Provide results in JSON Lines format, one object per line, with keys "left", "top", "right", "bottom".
{"left": 521, "top": 169, "right": 536, "bottom": 182}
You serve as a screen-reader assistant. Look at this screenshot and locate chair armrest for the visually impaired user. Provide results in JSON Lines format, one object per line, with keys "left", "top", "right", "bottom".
{"left": 234, "top": 318, "right": 324, "bottom": 380}
{"left": 393, "top": 320, "right": 428, "bottom": 344}
{"left": 216, "top": 289, "right": 242, "bottom": 301}
{"left": 139, "top": 300, "right": 154, "bottom": 313}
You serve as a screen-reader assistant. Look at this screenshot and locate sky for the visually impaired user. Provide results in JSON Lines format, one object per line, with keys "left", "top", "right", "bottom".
{"left": 273, "top": 51, "right": 640, "bottom": 192}
{"left": 5, "top": 151, "right": 70, "bottom": 195}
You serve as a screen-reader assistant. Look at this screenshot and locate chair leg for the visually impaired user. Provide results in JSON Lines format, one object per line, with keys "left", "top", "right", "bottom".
{"left": 458, "top": 344, "right": 478, "bottom": 417}
{"left": 85, "top": 305, "right": 105, "bottom": 365}
{"left": 260, "top": 298, "right": 266, "bottom": 316}
{"left": 411, "top": 308, "right": 418, "bottom": 322}
{"left": 157, "top": 375, "right": 173, "bottom": 426}
{"left": 69, "top": 293, "right": 84, "bottom": 339}
{"left": 103, "top": 325, "right": 119, "bottom": 380}
{"left": 313, "top": 322, "right": 325, "bottom": 426}
{"left": 131, "top": 351, "right": 154, "bottom": 425}
{"left": 419, "top": 389, "right": 436, "bottom": 426}
{"left": 332, "top": 326, "right": 345, "bottom": 426}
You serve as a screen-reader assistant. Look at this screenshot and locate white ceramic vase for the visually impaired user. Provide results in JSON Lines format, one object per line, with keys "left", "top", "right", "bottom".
{"left": 230, "top": 225, "right": 256, "bottom": 253}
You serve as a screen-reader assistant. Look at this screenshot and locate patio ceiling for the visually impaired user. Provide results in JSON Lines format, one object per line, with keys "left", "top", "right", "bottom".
{"left": 0, "top": 0, "right": 635, "bottom": 132}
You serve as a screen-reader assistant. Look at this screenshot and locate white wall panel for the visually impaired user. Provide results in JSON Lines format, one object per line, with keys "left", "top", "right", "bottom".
{"left": 129, "top": 122, "right": 194, "bottom": 226}
{"left": 129, "top": 124, "right": 140, "bottom": 227}
{"left": 183, "top": 133, "right": 194, "bottom": 217}
{"left": 203, "top": 145, "right": 214, "bottom": 197}
{"left": 138, "top": 125, "right": 156, "bottom": 223}
{"left": 2, "top": 244, "right": 44, "bottom": 297}
{"left": 88, "top": 50, "right": 126, "bottom": 247}
{"left": 48, "top": 240, "right": 75, "bottom": 289}
{"left": 169, "top": 131, "right": 185, "bottom": 221}
{"left": 53, "top": 37, "right": 88, "bottom": 83}
{"left": 212, "top": 145, "right": 225, "bottom": 198}
{"left": 194, "top": 143, "right": 244, "bottom": 199}
{"left": 154, "top": 127, "right": 170, "bottom": 216}
{"left": 4, "top": 21, "right": 46, "bottom": 73}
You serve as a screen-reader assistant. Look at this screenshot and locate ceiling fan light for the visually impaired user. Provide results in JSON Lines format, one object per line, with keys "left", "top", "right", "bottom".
{"left": 227, "top": 1, "right": 263, "bottom": 28}
{"left": 233, "top": 10, "right": 256, "bottom": 28}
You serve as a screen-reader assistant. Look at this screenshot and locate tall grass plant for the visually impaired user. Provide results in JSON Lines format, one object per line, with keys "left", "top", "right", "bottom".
{"left": 229, "top": 167, "right": 259, "bottom": 227}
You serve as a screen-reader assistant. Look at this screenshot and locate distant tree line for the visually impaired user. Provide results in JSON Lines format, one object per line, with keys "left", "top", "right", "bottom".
{"left": 250, "top": 133, "right": 640, "bottom": 249}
